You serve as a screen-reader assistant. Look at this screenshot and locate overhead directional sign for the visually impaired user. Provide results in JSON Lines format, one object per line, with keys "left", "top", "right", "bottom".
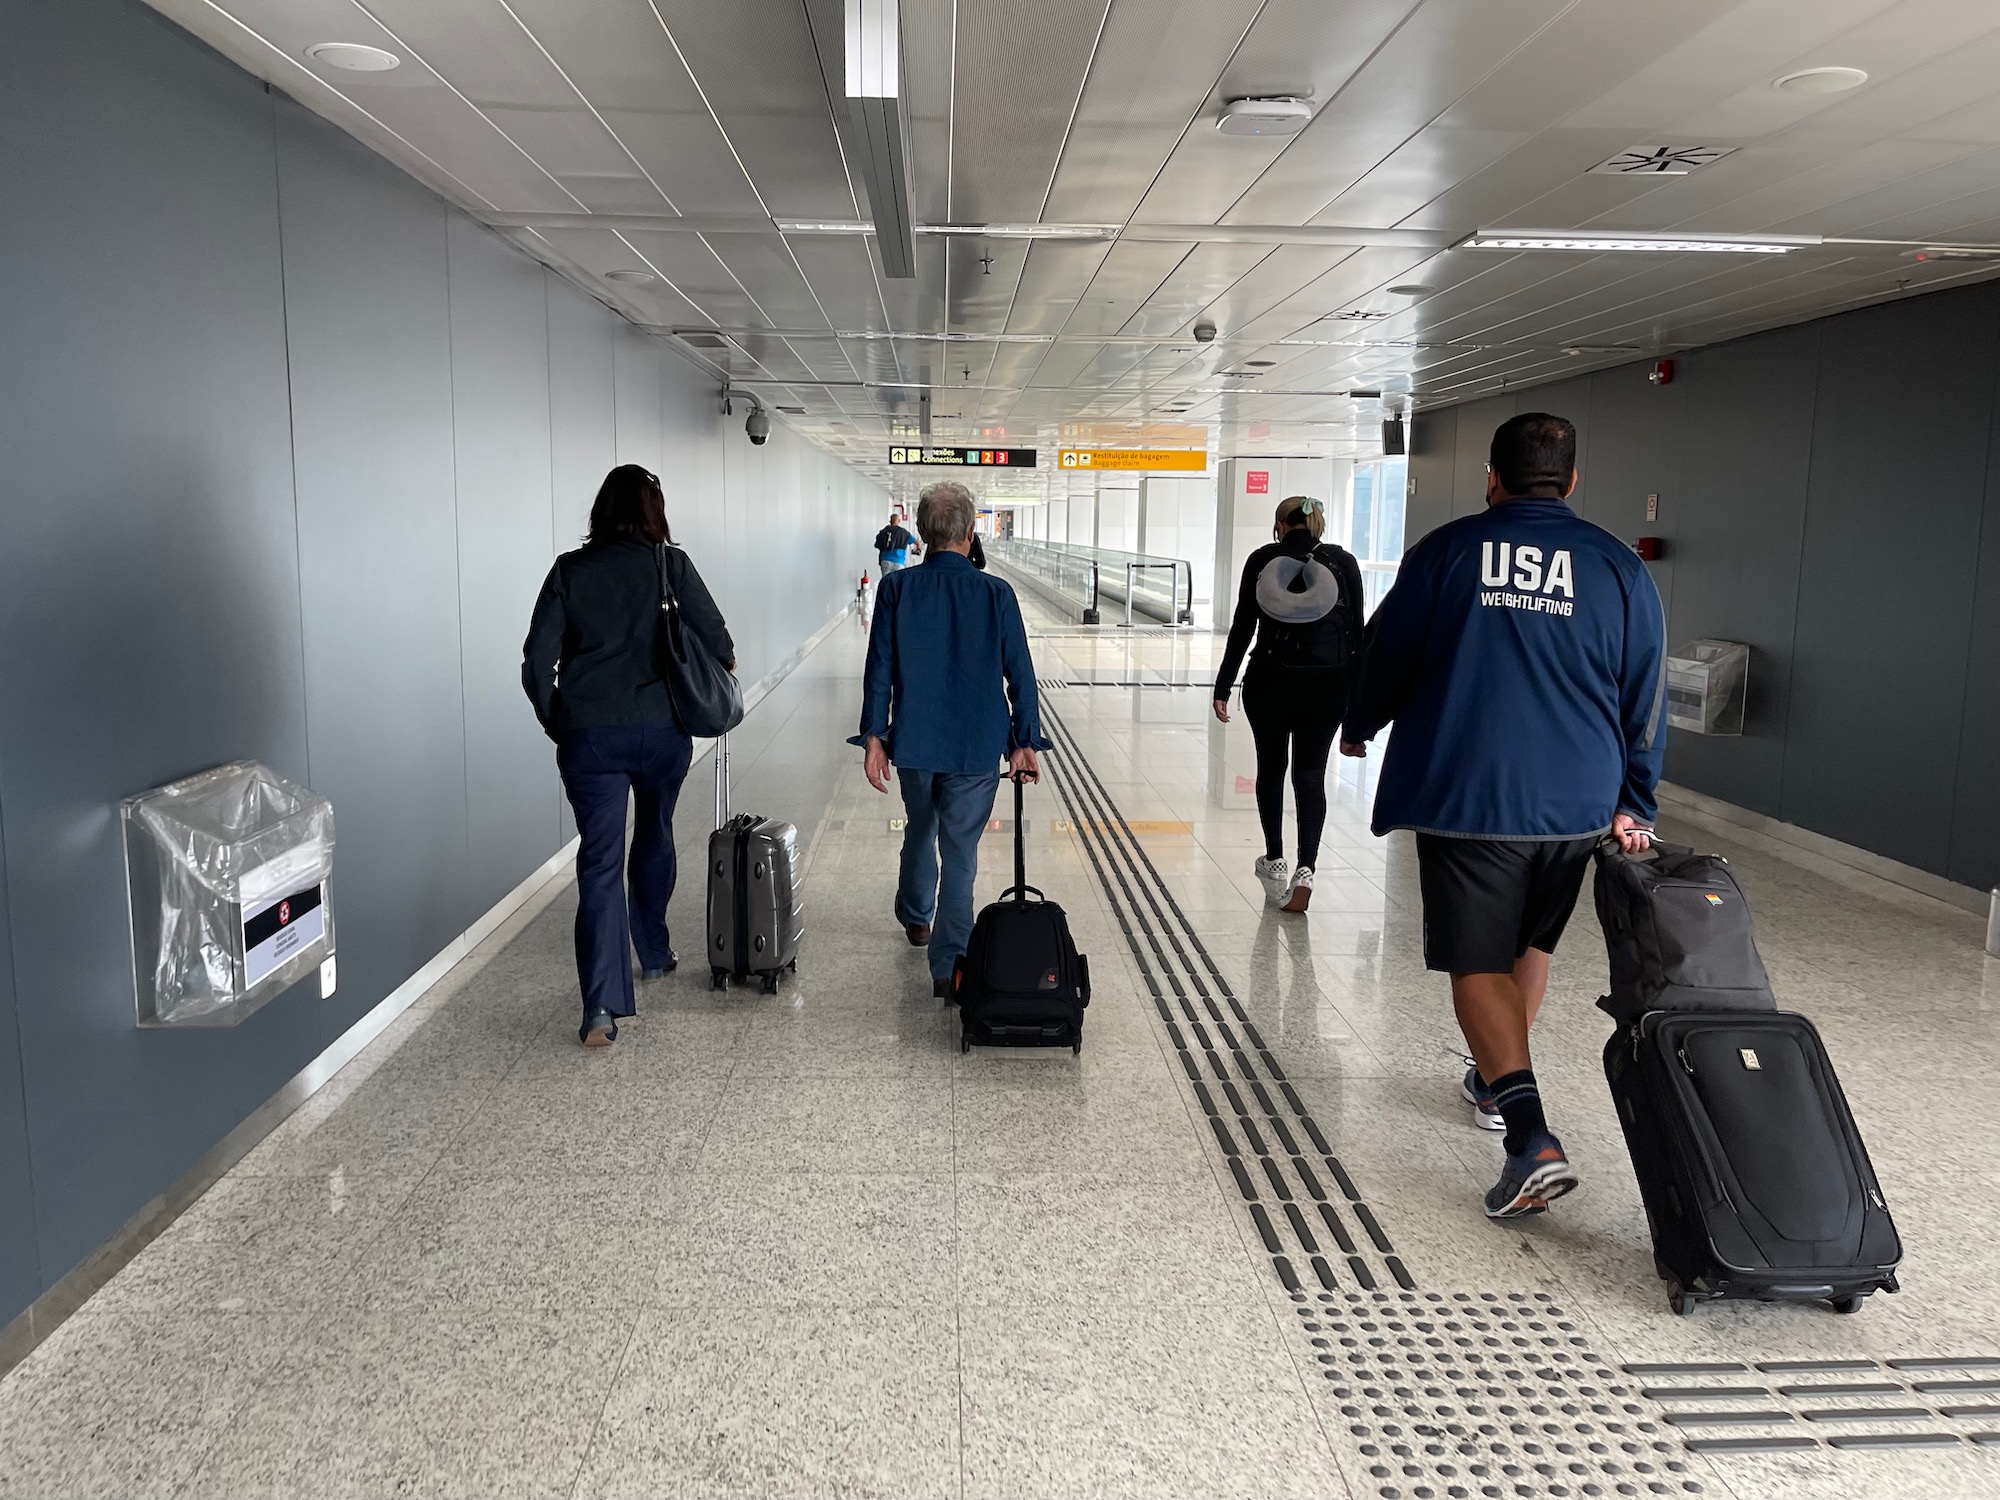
{"left": 1057, "top": 449, "right": 1208, "bottom": 472}
{"left": 888, "top": 446, "right": 1037, "bottom": 467}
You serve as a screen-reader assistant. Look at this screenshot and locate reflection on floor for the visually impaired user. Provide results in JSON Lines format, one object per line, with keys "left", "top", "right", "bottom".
{"left": 1, "top": 595, "right": 1996, "bottom": 1499}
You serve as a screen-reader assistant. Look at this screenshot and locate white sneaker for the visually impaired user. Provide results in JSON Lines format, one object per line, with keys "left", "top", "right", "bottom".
{"left": 1254, "top": 856, "right": 1290, "bottom": 906}
{"left": 1282, "top": 864, "right": 1315, "bottom": 913}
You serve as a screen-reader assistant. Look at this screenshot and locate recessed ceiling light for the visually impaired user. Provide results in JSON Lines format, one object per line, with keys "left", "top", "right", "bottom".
{"left": 305, "top": 42, "right": 401, "bottom": 72}
{"left": 1246, "top": 358, "right": 1277, "bottom": 367}
{"left": 604, "top": 269, "right": 657, "bottom": 285}
{"left": 1462, "top": 228, "right": 1817, "bottom": 254}
{"left": 1387, "top": 284, "right": 1432, "bottom": 296}
{"left": 1773, "top": 66, "right": 1868, "bottom": 95}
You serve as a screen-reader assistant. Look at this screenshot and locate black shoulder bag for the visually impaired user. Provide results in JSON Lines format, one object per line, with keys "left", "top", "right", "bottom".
{"left": 655, "top": 545, "right": 744, "bottom": 738}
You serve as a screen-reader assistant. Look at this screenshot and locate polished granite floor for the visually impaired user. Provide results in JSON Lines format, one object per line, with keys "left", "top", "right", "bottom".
{"left": 1, "top": 593, "right": 1996, "bottom": 1500}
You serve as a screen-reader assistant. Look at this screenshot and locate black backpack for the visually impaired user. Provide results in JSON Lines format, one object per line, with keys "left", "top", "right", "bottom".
{"left": 953, "top": 775, "right": 1089, "bottom": 1053}
{"left": 1257, "top": 543, "right": 1353, "bottom": 670}
{"left": 1593, "top": 840, "right": 1775, "bottom": 1025}
{"left": 874, "top": 524, "right": 903, "bottom": 553}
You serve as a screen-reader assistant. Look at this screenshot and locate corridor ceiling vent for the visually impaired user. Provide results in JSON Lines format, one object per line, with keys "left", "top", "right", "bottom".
{"left": 603, "top": 269, "right": 657, "bottom": 285}
{"left": 1322, "top": 309, "right": 1393, "bottom": 321}
{"left": 842, "top": 0, "right": 916, "bottom": 278}
{"left": 671, "top": 329, "right": 732, "bottom": 349}
{"left": 1773, "top": 65, "right": 1869, "bottom": 94}
{"left": 1217, "top": 97, "right": 1314, "bottom": 137}
{"left": 1589, "top": 144, "right": 1737, "bottom": 175}
{"left": 1461, "top": 229, "right": 1818, "bottom": 254}
{"left": 304, "top": 42, "right": 399, "bottom": 72}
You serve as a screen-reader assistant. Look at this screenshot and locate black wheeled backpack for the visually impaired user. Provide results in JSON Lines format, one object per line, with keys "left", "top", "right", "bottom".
{"left": 1594, "top": 840, "right": 1901, "bottom": 1316}
{"left": 952, "top": 774, "right": 1089, "bottom": 1053}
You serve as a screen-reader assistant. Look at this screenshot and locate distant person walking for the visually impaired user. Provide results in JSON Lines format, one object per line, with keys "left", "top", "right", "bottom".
{"left": 1340, "top": 413, "right": 1664, "bottom": 1218}
{"left": 1212, "top": 496, "right": 1365, "bottom": 913}
{"left": 853, "top": 481, "right": 1048, "bottom": 996}
{"left": 874, "top": 511, "right": 919, "bottom": 573}
{"left": 523, "top": 464, "right": 735, "bottom": 1048}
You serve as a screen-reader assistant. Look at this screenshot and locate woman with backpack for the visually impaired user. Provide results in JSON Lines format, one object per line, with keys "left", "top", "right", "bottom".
{"left": 1212, "top": 495, "right": 1366, "bottom": 912}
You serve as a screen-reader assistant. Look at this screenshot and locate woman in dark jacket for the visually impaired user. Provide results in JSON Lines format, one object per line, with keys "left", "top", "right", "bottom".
{"left": 523, "top": 465, "right": 734, "bottom": 1046}
{"left": 1211, "top": 495, "right": 1364, "bottom": 913}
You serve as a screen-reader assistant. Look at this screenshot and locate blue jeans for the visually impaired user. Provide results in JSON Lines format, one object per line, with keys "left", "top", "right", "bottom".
{"left": 896, "top": 769, "right": 1001, "bottom": 980}
{"left": 557, "top": 723, "right": 693, "bottom": 1019}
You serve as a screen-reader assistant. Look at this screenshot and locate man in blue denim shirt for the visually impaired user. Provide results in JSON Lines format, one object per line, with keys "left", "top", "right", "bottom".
{"left": 851, "top": 481, "right": 1049, "bottom": 995}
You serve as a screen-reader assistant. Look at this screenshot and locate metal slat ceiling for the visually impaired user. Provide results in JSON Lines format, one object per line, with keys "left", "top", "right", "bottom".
{"left": 145, "top": 0, "right": 2000, "bottom": 480}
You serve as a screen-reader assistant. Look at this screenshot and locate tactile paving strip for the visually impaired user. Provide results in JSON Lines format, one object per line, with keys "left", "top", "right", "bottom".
{"left": 1041, "top": 709, "right": 1412, "bottom": 1294}
{"left": 1622, "top": 1358, "right": 2000, "bottom": 1454}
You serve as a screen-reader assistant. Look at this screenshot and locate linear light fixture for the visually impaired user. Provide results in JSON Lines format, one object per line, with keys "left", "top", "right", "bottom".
{"left": 1462, "top": 228, "right": 1819, "bottom": 254}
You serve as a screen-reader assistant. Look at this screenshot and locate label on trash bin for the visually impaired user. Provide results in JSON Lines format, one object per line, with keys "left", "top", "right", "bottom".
{"left": 243, "top": 881, "right": 325, "bottom": 987}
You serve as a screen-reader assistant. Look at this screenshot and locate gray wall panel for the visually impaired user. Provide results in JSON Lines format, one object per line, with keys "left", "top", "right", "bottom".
{"left": 1577, "top": 363, "right": 1680, "bottom": 634}
{"left": 275, "top": 99, "right": 472, "bottom": 1035}
{"left": 1405, "top": 405, "right": 1456, "bottom": 543}
{"left": 1659, "top": 327, "right": 1819, "bottom": 815}
{"left": 1950, "top": 399, "right": 2000, "bottom": 892}
{"left": 0, "top": 0, "right": 321, "bottom": 1278}
{"left": 1782, "top": 291, "right": 1997, "bottom": 875}
{"left": 447, "top": 214, "right": 563, "bottom": 914}
{"left": 0, "top": 812, "right": 40, "bottom": 1319}
{"left": 1450, "top": 395, "right": 1518, "bottom": 518}
{"left": 614, "top": 326, "right": 664, "bottom": 474}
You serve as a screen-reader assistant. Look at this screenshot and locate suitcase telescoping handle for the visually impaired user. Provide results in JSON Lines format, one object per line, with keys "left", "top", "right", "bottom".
{"left": 712, "top": 732, "right": 728, "bottom": 836}
{"left": 1005, "top": 768, "right": 1042, "bottom": 903}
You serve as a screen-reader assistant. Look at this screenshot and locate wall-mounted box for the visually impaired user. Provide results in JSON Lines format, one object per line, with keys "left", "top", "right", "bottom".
{"left": 122, "top": 761, "right": 335, "bottom": 1027}
{"left": 1665, "top": 640, "right": 1750, "bottom": 736}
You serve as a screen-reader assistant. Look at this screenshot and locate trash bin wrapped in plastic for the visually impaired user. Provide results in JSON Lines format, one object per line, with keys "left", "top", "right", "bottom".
{"left": 122, "top": 761, "right": 335, "bottom": 1026}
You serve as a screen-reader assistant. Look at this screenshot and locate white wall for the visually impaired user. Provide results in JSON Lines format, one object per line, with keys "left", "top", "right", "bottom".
{"left": 1139, "top": 475, "right": 1220, "bottom": 617}
{"left": 1097, "top": 487, "right": 1139, "bottom": 551}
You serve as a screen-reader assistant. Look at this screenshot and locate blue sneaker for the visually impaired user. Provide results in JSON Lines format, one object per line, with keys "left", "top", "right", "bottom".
{"left": 1483, "top": 1132, "right": 1580, "bottom": 1219}
{"left": 1460, "top": 1066, "right": 1506, "bottom": 1132}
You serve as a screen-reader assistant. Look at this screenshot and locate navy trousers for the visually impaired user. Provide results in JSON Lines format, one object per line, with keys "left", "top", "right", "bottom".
{"left": 896, "top": 768, "right": 1002, "bottom": 981}
{"left": 557, "top": 722, "right": 694, "bottom": 1019}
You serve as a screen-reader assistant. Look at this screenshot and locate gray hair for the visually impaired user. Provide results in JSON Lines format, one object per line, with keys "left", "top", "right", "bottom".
{"left": 916, "top": 481, "right": 976, "bottom": 548}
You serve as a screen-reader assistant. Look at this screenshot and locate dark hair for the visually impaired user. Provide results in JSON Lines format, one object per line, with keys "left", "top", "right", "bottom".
{"left": 1489, "top": 413, "right": 1577, "bottom": 497}
{"left": 585, "top": 464, "right": 672, "bottom": 545}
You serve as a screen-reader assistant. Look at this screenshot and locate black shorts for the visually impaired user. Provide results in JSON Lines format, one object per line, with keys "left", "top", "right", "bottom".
{"left": 1414, "top": 834, "right": 1598, "bottom": 975}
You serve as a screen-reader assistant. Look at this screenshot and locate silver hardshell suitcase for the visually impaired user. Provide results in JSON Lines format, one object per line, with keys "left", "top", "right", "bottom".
{"left": 705, "top": 733, "right": 803, "bottom": 992}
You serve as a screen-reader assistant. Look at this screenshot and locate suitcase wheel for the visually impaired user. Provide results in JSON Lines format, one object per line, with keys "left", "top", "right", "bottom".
{"left": 1072, "top": 1040, "right": 1082, "bottom": 1056}
{"left": 761, "top": 971, "right": 779, "bottom": 994}
{"left": 960, "top": 1033, "right": 972, "bottom": 1054}
{"left": 710, "top": 968, "right": 730, "bottom": 991}
{"left": 1831, "top": 1294, "right": 1864, "bottom": 1316}
{"left": 787, "top": 958, "right": 798, "bottom": 972}
{"left": 1667, "top": 1289, "right": 1696, "bottom": 1317}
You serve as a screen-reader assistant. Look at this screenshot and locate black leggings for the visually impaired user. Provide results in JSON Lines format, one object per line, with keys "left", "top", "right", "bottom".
{"left": 1241, "top": 671, "right": 1344, "bottom": 868}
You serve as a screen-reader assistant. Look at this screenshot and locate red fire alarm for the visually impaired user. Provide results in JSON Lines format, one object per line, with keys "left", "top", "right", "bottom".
{"left": 1647, "top": 359, "right": 1675, "bottom": 386}
{"left": 1633, "top": 536, "right": 1665, "bottom": 561}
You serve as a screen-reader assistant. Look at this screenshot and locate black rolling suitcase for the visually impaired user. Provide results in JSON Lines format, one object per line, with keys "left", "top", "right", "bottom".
{"left": 1595, "top": 841, "right": 1901, "bottom": 1316}
{"left": 705, "top": 733, "right": 803, "bottom": 993}
{"left": 952, "top": 774, "right": 1089, "bottom": 1053}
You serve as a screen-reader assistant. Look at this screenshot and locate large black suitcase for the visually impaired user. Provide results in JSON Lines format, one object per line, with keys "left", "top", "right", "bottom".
{"left": 1605, "top": 1008, "right": 1902, "bottom": 1316}
{"left": 952, "top": 775, "right": 1089, "bottom": 1053}
{"left": 705, "top": 733, "right": 803, "bottom": 993}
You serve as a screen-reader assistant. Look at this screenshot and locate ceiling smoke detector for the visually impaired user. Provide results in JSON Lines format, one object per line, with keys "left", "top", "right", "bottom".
{"left": 1590, "top": 144, "right": 1737, "bottom": 176}
{"left": 1217, "top": 97, "right": 1314, "bottom": 137}
{"left": 1387, "top": 284, "right": 1432, "bottom": 296}
{"left": 305, "top": 42, "right": 401, "bottom": 72}
{"left": 1773, "top": 66, "right": 1868, "bottom": 95}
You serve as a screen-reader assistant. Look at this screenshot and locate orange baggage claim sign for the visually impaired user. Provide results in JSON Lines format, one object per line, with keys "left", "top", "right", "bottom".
{"left": 1057, "top": 449, "right": 1208, "bottom": 472}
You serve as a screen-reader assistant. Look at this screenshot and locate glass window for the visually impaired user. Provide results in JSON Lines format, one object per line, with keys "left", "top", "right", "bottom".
{"left": 1350, "top": 455, "right": 1408, "bottom": 615}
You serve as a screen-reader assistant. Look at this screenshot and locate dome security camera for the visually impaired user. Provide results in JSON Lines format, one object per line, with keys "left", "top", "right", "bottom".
{"left": 1193, "top": 319, "right": 1218, "bottom": 343}
{"left": 746, "top": 407, "right": 770, "bottom": 445}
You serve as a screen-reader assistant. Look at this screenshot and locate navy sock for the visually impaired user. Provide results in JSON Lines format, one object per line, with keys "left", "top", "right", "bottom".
{"left": 1489, "top": 1069, "right": 1547, "bottom": 1155}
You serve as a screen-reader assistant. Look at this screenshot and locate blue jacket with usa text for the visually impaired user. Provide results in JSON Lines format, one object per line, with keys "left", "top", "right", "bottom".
{"left": 1342, "top": 496, "right": 1667, "bottom": 839}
